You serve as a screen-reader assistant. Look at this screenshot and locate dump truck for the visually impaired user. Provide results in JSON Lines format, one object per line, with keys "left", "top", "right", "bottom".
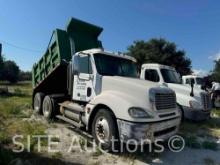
{"left": 32, "top": 18, "right": 181, "bottom": 150}
{"left": 140, "top": 64, "right": 212, "bottom": 121}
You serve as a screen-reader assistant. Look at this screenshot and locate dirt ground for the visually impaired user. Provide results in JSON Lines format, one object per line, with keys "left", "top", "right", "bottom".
{"left": 21, "top": 115, "right": 220, "bottom": 165}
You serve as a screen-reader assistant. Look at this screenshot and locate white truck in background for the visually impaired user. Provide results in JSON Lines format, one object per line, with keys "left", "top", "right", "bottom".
{"left": 182, "top": 75, "right": 205, "bottom": 89}
{"left": 140, "top": 64, "right": 212, "bottom": 121}
{"left": 182, "top": 75, "right": 220, "bottom": 108}
{"left": 32, "top": 18, "right": 181, "bottom": 151}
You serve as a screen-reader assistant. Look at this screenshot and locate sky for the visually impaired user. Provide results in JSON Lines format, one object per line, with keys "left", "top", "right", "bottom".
{"left": 1, "top": 0, "right": 220, "bottom": 75}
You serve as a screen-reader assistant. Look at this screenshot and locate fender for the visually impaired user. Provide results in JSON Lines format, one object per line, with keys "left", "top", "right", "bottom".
{"left": 87, "top": 90, "right": 135, "bottom": 123}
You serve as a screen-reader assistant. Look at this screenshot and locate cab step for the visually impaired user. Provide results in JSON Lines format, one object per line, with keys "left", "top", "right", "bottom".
{"left": 56, "top": 115, "right": 83, "bottom": 128}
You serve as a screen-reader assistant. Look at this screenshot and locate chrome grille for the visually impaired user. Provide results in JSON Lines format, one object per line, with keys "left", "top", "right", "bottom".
{"left": 155, "top": 93, "right": 176, "bottom": 110}
{"left": 201, "top": 93, "right": 211, "bottom": 110}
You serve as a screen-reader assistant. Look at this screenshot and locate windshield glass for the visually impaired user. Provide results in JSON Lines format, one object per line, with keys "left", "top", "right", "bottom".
{"left": 161, "top": 69, "right": 181, "bottom": 84}
{"left": 196, "top": 78, "right": 204, "bottom": 85}
{"left": 94, "top": 53, "right": 138, "bottom": 78}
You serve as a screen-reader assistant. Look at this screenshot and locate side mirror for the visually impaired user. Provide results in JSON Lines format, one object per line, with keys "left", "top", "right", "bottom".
{"left": 190, "top": 78, "right": 195, "bottom": 97}
{"left": 190, "top": 78, "right": 195, "bottom": 87}
{"left": 73, "top": 55, "right": 80, "bottom": 75}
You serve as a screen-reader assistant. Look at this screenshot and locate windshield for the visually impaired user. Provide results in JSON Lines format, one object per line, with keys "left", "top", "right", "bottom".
{"left": 94, "top": 53, "right": 138, "bottom": 78}
{"left": 196, "top": 78, "right": 204, "bottom": 85}
{"left": 161, "top": 69, "right": 181, "bottom": 84}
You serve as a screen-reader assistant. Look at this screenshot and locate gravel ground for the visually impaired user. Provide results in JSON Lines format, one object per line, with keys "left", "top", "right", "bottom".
{"left": 43, "top": 120, "right": 220, "bottom": 165}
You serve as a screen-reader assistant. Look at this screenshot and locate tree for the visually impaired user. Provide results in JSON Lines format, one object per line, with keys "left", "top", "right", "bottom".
{"left": 0, "top": 54, "right": 3, "bottom": 79}
{"left": 2, "top": 60, "right": 20, "bottom": 83}
{"left": 127, "top": 38, "right": 192, "bottom": 75}
{"left": 19, "top": 71, "right": 32, "bottom": 81}
{"left": 212, "top": 59, "right": 220, "bottom": 81}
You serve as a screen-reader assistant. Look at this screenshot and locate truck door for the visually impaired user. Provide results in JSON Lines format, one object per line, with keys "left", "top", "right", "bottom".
{"left": 72, "top": 54, "right": 95, "bottom": 102}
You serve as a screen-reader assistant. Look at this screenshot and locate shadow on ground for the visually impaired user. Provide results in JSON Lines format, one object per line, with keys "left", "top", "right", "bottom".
{"left": 0, "top": 145, "right": 82, "bottom": 165}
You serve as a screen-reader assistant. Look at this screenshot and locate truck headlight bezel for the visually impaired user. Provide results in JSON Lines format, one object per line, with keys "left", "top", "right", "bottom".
{"left": 189, "top": 100, "right": 203, "bottom": 110}
{"left": 128, "top": 107, "right": 153, "bottom": 118}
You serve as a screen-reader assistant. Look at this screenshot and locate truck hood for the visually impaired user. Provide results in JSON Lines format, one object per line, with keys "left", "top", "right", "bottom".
{"left": 101, "top": 76, "right": 173, "bottom": 108}
{"left": 166, "top": 83, "right": 204, "bottom": 102}
{"left": 167, "top": 83, "right": 201, "bottom": 96}
{"left": 102, "top": 76, "right": 163, "bottom": 91}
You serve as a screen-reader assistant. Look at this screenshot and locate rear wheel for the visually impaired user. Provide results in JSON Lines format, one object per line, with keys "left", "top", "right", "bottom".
{"left": 42, "top": 96, "right": 55, "bottom": 120}
{"left": 92, "top": 109, "right": 119, "bottom": 152}
{"left": 33, "top": 92, "right": 45, "bottom": 114}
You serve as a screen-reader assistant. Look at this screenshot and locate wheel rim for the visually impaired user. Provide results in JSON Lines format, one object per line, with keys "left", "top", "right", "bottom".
{"left": 43, "top": 99, "right": 50, "bottom": 117}
{"left": 34, "top": 97, "right": 40, "bottom": 112}
{"left": 95, "top": 116, "right": 110, "bottom": 144}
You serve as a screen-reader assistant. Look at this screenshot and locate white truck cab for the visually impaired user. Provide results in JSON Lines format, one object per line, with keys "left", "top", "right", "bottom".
{"left": 182, "top": 75, "right": 204, "bottom": 89}
{"left": 72, "top": 50, "right": 181, "bottom": 145}
{"left": 140, "top": 64, "right": 212, "bottom": 121}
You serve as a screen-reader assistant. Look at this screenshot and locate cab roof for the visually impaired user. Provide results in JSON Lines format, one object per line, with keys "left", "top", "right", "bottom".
{"left": 141, "top": 63, "right": 176, "bottom": 70}
{"left": 77, "top": 48, "right": 137, "bottom": 62}
{"left": 182, "top": 75, "right": 203, "bottom": 78}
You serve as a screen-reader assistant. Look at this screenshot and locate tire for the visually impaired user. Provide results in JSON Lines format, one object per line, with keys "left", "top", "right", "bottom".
{"left": 177, "top": 104, "right": 184, "bottom": 122}
{"left": 92, "top": 109, "right": 119, "bottom": 152}
{"left": 42, "top": 95, "right": 55, "bottom": 120}
{"left": 33, "top": 92, "right": 45, "bottom": 114}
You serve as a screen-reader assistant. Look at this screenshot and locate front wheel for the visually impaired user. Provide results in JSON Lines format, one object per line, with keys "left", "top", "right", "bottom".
{"left": 177, "top": 104, "right": 184, "bottom": 122}
{"left": 92, "top": 109, "right": 119, "bottom": 152}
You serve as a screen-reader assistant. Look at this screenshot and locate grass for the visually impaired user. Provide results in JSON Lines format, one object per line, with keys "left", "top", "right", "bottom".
{"left": 203, "top": 157, "right": 216, "bottom": 165}
{"left": 180, "top": 112, "right": 220, "bottom": 151}
{"left": 0, "top": 81, "right": 48, "bottom": 162}
{"left": 51, "top": 152, "right": 63, "bottom": 159}
{"left": 212, "top": 109, "right": 220, "bottom": 118}
{"left": 184, "top": 135, "right": 201, "bottom": 149}
{"left": 92, "top": 147, "right": 103, "bottom": 157}
{"left": 180, "top": 115, "right": 220, "bottom": 138}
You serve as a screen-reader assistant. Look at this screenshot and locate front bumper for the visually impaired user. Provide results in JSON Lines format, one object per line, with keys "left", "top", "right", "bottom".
{"left": 182, "top": 106, "right": 211, "bottom": 121}
{"left": 117, "top": 117, "right": 181, "bottom": 144}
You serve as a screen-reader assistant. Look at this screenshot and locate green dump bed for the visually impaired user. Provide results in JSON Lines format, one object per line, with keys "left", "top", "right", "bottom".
{"left": 32, "top": 18, "right": 103, "bottom": 94}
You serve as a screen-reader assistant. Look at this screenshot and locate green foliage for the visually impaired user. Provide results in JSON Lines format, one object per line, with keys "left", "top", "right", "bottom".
{"left": 0, "top": 54, "right": 3, "bottom": 80}
{"left": 212, "top": 59, "right": 220, "bottom": 81}
{"left": 0, "top": 55, "right": 31, "bottom": 83}
{"left": 127, "top": 38, "right": 192, "bottom": 75}
{"left": 19, "top": 71, "right": 32, "bottom": 81}
{"left": 184, "top": 135, "right": 201, "bottom": 149}
{"left": 2, "top": 60, "right": 20, "bottom": 83}
{"left": 202, "top": 141, "right": 218, "bottom": 151}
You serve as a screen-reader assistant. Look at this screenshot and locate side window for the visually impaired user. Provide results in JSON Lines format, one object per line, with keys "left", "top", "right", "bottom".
{"left": 145, "top": 69, "right": 160, "bottom": 82}
{"left": 185, "top": 78, "right": 190, "bottom": 84}
{"left": 78, "top": 56, "right": 92, "bottom": 74}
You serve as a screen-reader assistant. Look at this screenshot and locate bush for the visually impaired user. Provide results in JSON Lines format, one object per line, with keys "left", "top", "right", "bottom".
{"left": 19, "top": 71, "right": 32, "bottom": 81}
{"left": 2, "top": 60, "right": 20, "bottom": 83}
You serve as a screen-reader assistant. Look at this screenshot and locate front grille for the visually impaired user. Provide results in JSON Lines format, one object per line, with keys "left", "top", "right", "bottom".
{"left": 155, "top": 93, "right": 176, "bottom": 110}
{"left": 201, "top": 93, "right": 211, "bottom": 110}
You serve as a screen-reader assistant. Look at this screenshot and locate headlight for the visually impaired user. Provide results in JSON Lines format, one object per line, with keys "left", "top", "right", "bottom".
{"left": 149, "top": 89, "right": 156, "bottom": 102}
{"left": 189, "top": 100, "right": 203, "bottom": 109}
{"left": 128, "top": 107, "right": 153, "bottom": 118}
